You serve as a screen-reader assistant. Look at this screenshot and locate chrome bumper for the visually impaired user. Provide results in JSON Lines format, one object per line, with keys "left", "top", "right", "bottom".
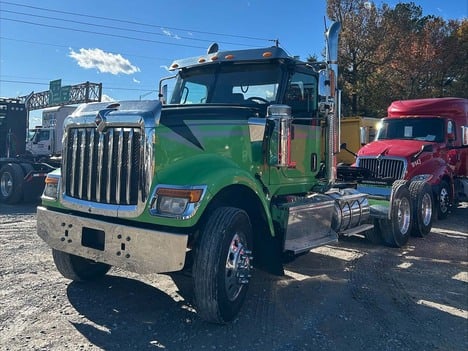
{"left": 36, "top": 206, "right": 188, "bottom": 274}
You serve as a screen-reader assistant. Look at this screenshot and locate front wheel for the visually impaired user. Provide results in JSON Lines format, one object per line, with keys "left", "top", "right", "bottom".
{"left": 52, "top": 249, "right": 111, "bottom": 281}
{"left": 380, "top": 181, "right": 413, "bottom": 248}
{"left": 193, "top": 207, "right": 253, "bottom": 324}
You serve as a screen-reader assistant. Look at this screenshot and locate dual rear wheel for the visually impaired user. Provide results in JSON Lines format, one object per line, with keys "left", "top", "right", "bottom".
{"left": 377, "top": 180, "right": 433, "bottom": 248}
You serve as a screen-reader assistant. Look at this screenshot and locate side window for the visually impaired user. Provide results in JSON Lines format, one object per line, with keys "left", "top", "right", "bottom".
{"left": 38, "top": 130, "right": 50, "bottom": 142}
{"left": 447, "top": 120, "right": 456, "bottom": 140}
{"left": 284, "top": 72, "right": 317, "bottom": 117}
{"left": 175, "top": 82, "right": 207, "bottom": 104}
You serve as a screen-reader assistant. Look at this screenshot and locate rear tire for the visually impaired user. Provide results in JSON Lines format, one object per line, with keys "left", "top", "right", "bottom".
{"left": 0, "top": 163, "right": 24, "bottom": 204}
{"left": 193, "top": 207, "right": 253, "bottom": 324}
{"left": 52, "top": 249, "right": 111, "bottom": 281}
{"left": 409, "top": 181, "right": 433, "bottom": 237}
{"left": 379, "top": 181, "right": 412, "bottom": 248}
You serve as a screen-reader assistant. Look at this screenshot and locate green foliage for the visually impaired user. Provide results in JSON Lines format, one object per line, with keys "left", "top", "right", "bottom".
{"left": 326, "top": 0, "right": 467, "bottom": 117}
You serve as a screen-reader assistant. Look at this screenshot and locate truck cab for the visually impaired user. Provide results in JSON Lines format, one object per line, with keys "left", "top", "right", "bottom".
{"left": 25, "top": 105, "right": 76, "bottom": 158}
{"left": 355, "top": 97, "right": 468, "bottom": 218}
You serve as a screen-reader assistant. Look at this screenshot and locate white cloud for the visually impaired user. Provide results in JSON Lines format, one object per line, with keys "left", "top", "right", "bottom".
{"left": 133, "top": 78, "right": 141, "bottom": 84}
{"left": 161, "top": 28, "right": 181, "bottom": 40}
{"left": 69, "top": 48, "right": 140, "bottom": 75}
{"left": 162, "top": 29, "right": 172, "bottom": 37}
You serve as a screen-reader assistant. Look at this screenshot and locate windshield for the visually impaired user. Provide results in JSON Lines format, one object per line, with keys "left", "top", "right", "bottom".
{"left": 376, "top": 117, "right": 444, "bottom": 142}
{"left": 169, "top": 63, "right": 282, "bottom": 105}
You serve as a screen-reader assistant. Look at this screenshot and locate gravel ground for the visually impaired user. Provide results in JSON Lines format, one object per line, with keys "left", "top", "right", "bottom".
{"left": 0, "top": 201, "right": 467, "bottom": 351}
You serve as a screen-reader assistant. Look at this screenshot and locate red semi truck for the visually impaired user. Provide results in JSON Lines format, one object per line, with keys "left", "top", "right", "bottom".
{"left": 355, "top": 97, "right": 468, "bottom": 219}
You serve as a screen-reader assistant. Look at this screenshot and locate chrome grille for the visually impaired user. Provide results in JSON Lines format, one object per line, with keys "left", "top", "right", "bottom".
{"left": 357, "top": 157, "right": 406, "bottom": 180}
{"left": 64, "top": 127, "right": 142, "bottom": 205}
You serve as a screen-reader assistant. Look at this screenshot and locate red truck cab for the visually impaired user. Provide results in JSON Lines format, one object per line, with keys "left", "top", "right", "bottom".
{"left": 356, "top": 97, "right": 468, "bottom": 219}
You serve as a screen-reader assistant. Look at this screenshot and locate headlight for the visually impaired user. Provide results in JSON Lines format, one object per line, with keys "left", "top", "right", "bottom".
{"left": 149, "top": 186, "right": 205, "bottom": 218}
{"left": 42, "top": 176, "right": 60, "bottom": 199}
{"left": 157, "top": 196, "right": 189, "bottom": 215}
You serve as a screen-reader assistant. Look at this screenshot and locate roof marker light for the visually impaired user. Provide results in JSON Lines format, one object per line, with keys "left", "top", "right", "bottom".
{"left": 225, "top": 54, "right": 234, "bottom": 60}
{"left": 211, "top": 55, "right": 219, "bottom": 61}
{"left": 263, "top": 51, "right": 273, "bottom": 58}
{"left": 198, "top": 58, "right": 206, "bottom": 63}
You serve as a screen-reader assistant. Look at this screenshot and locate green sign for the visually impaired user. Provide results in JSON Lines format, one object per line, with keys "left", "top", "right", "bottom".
{"left": 49, "top": 79, "right": 71, "bottom": 104}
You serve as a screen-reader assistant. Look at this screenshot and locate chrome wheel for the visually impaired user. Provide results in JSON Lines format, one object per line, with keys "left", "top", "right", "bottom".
{"left": 0, "top": 171, "right": 13, "bottom": 198}
{"left": 225, "top": 233, "right": 252, "bottom": 302}
{"left": 421, "top": 192, "right": 433, "bottom": 226}
{"left": 397, "top": 196, "right": 411, "bottom": 235}
{"left": 439, "top": 186, "right": 449, "bottom": 215}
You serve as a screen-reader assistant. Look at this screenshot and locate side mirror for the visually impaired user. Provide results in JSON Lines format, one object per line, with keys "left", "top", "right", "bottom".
{"left": 160, "top": 84, "right": 168, "bottom": 104}
{"left": 318, "top": 69, "right": 330, "bottom": 97}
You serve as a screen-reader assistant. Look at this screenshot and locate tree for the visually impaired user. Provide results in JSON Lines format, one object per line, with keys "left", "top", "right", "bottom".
{"left": 326, "top": 0, "right": 467, "bottom": 117}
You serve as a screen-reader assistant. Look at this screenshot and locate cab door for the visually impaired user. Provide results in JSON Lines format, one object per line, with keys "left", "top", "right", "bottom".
{"left": 269, "top": 71, "right": 321, "bottom": 186}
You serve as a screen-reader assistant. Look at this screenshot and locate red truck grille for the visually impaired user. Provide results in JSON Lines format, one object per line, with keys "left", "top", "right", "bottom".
{"left": 356, "top": 157, "right": 406, "bottom": 180}
{"left": 63, "top": 127, "right": 142, "bottom": 205}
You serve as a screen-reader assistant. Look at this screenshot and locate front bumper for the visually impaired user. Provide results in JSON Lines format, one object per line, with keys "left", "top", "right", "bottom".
{"left": 36, "top": 206, "right": 188, "bottom": 274}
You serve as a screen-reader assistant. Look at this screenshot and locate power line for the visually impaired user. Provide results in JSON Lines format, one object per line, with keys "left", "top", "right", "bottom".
{"left": 0, "top": 17, "right": 208, "bottom": 49}
{"left": 1, "top": 9, "right": 262, "bottom": 48}
{"left": 0, "top": 1, "right": 272, "bottom": 42}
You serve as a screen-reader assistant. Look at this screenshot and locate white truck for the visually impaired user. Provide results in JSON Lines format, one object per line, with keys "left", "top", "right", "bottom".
{"left": 26, "top": 105, "right": 76, "bottom": 157}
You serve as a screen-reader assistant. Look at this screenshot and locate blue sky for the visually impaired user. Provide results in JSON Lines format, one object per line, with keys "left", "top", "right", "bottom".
{"left": 0, "top": 0, "right": 466, "bottom": 123}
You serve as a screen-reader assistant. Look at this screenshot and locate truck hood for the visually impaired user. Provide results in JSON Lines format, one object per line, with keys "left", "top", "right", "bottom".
{"left": 357, "top": 139, "right": 435, "bottom": 158}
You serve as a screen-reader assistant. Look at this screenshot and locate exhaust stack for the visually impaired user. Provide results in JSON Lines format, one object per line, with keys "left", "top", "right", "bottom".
{"left": 325, "top": 22, "right": 341, "bottom": 184}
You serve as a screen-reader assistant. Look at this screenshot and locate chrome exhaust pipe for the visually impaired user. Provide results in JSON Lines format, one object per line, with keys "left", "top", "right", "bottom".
{"left": 325, "top": 22, "right": 341, "bottom": 184}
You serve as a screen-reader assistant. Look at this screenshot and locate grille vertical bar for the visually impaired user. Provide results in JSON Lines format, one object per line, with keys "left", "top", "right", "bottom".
{"left": 64, "top": 127, "right": 142, "bottom": 206}
{"left": 126, "top": 128, "right": 133, "bottom": 204}
{"left": 70, "top": 129, "right": 78, "bottom": 197}
{"left": 106, "top": 128, "right": 114, "bottom": 203}
{"left": 97, "top": 133, "right": 104, "bottom": 202}
{"left": 87, "top": 129, "right": 94, "bottom": 201}
{"left": 116, "top": 128, "right": 123, "bottom": 204}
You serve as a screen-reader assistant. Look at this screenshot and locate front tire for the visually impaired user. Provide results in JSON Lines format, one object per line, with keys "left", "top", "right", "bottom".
{"left": 380, "top": 181, "right": 413, "bottom": 248}
{"left": 52, "top": 249, "right": 111, "bottom": 281}
{"left": 193, "top": 207, "right": 253, "bottom": 324}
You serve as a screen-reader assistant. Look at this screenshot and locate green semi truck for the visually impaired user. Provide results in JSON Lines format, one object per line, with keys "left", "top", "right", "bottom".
{"left": 36, "top": 22, "right": 432, "bottom": 323}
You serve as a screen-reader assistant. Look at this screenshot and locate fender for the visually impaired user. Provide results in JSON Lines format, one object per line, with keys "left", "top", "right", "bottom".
{"left": 149, "top": 153, "right": 275, "bottom": 234}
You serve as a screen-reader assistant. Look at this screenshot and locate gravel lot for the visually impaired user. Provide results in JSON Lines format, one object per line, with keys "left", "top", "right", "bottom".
{"left": 1, "top": 201, "right": 467, "bottom": 351}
